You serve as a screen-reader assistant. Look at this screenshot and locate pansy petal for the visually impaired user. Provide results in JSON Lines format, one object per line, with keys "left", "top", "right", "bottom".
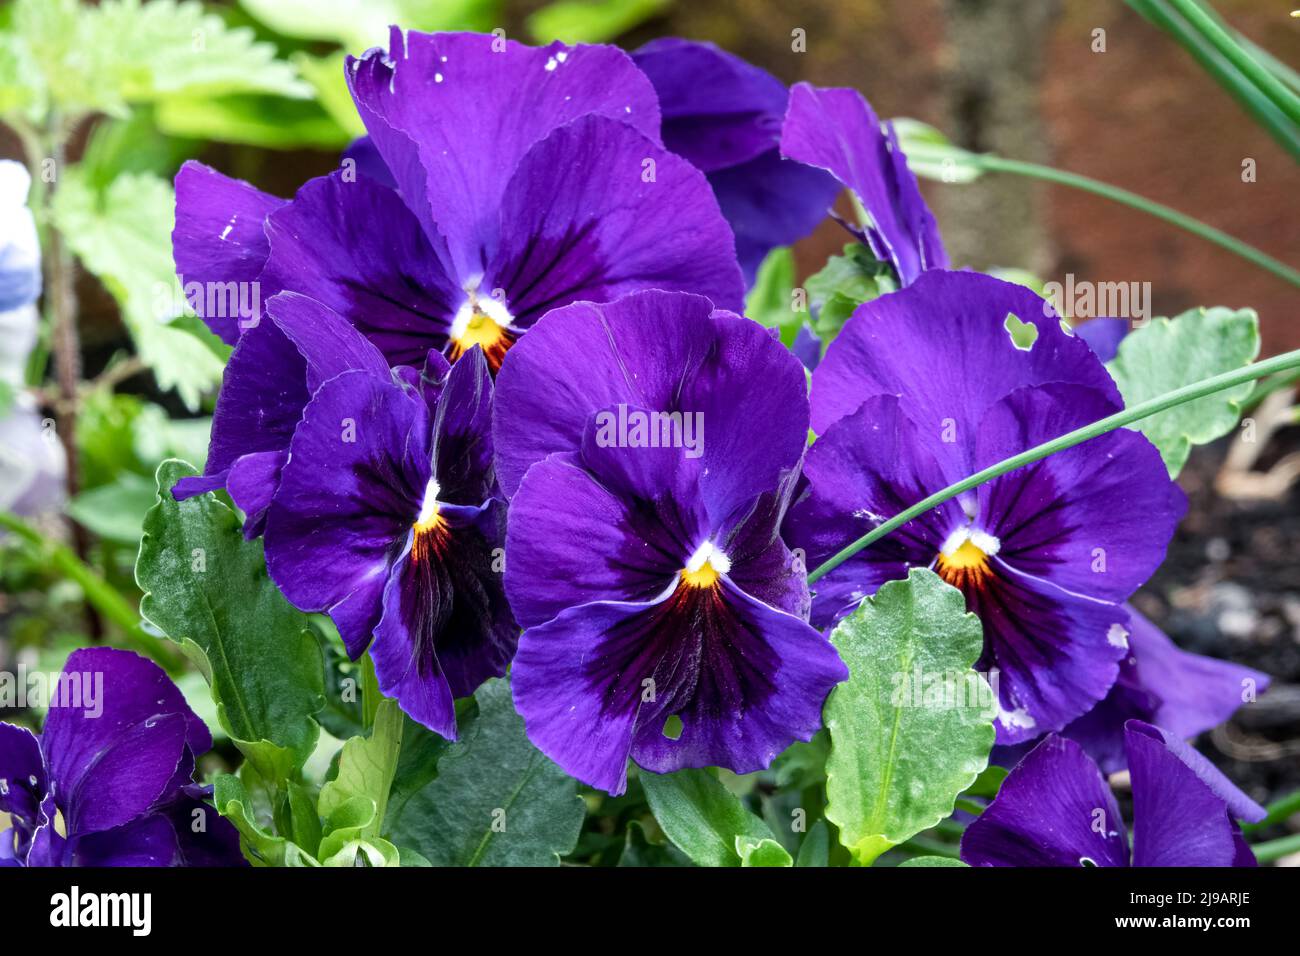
{"left": 42, "top": 648, "right": 202, "bottom": 837}
{"left": 513, "top": 580, "right": 845, "bottom": 795}
{"left": 264, "top": 372, "right": 427, "bottom": 658}
{"left": 810, "top": 271, "right": 1121, "bottom": 448}
{"left": 505, "top": 449, "right": 697, "bottom": 629}
{"left": 780, "top": 84, "right": 946, "bottom": 286}
{"left": 342, "top": 136, "right": 397, "bottom": 191}
{"left": 968, "top": 563, "right": 1128, "bottom": 742}
{"left": 266, "top": 291, "right": 390, "bottom": 391}
{"left": 629, "top": 578, "right": 847, "bottom": 777}
{"left": 1126, "top": 721, "right": 1262, "bottom": 866}
{"left": 1072, "top": 317, "right": 1129, "bottom": 363}
{"left": 346, "top": 29, "right": 660, "bottom": 275}
{"left": 784, "top": 395, "right": 963, "bottom": 628}
{"left": 225, "top": 450, "right": 287, "bottom": 539}
{"left": 371, "top": 502, "right": 515, "bottom": 738}
{"left": 172, "top": 161, "right": 285, "bottom": 345}
{"left": 1063, "top": 606, "right": 1269, "bottom": 773}
{"left": 975, "top": 384, "right": 1186, "bottom": 601}
{"left": 961, "top": 735, "right": 1128, "bottom": 867}
{"left": 494, "top": 291, "right": 806, "bottom": 506}
{"left": 485, "top": 115, "right": 745, "bottom": 331}
{"left": 631, "top": 38, "right": 787, "bottom": 172}
{"left": 707, "top": 151, "right": 841, "bottom": 286}
{"left": 431, "top": 346, "right": 495, "bottom": 506}
{"left": 261, "top": 172, "right": 461, "bottom": 368}
{"left": 0, "top": 723, "right": 46, "bottom": 829}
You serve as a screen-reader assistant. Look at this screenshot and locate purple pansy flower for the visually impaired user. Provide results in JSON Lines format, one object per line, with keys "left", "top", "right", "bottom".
{"left": 1071, "top": 316, "right": 1130, "bottom": 364}
{"left": 784, "top": 270, "right": 1186, "bottom": 743}
{"left": 631, "top": 38, "right": 841, "bottom": 286}
{"left": 780, "top": 83, "right": 947, "bottom": 286}
{"left": 262, "top": 344, "right": 513, "bottom": 739}
{"left": 0, "top": 648, "right": 244, "bottom": 867}
{"left": 963, "top": 720, "right": 1266, "bottom": 867}
{"left": 173, "top": 30, "right": 744, "bottom": 528}
{"left": 494, "top": 290, "right": 847, "bottom": 794}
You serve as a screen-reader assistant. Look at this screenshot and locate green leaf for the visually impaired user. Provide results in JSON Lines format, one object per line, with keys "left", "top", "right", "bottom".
{"left": 1105, "top": 306, "right": 1260, "bottom": 477}
{"left": 318, "top": 698, "right": 403, "bottom": 850}
{"left": 805, "top": 243, "right": 896, "bottom": 342}
{"left": 795, "top": 819, "right": 831, "bottom": 867}
{"left": 617, "top": 820, "right": 691, "bottom": 867}
{"left": 65, "top": 471, "right": 158, "bottom": 544}
{"left": 384, "top": 678, "right": 584, "bottom": 866}
{"left": 52, "top": 169, "right": 227, "bottom": 410}
{"left": 526, "top": 0, "right": 671, "bottom": 44}
{"left": 824, "top": 568, "right": 994, "bottom": 865}
{"left": 746, "top": 247, "right": 805, "bottom": 347}
{"left": 962, "top": 764, "right": 1008, "bottom": 800}
{"left": 641, "top": 768, "right": 791, "bottom": 867}
{"left": 155, "top": 93, "right": 351, "bottom": 150}
{"left": 9, "top": 0, "right": 307, "bottom": 120}
{"left": 294, "top": 52, "right": 366, "bottom": 139}
{"left": 215, "top": 768, "right": 319, "bottom": 867}
{"left": 136, "top": 459, "right": 325, "bottom": 775}
{"left": 238, "top": 0, "right": 498, "bottom": 51}
{"left": 899, "top": 855, "right": 968, "bottom": 867}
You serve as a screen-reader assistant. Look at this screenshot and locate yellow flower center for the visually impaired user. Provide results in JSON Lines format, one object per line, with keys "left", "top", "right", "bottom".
{"left": 449, "top": 297, "right": 514, "bottom": 370}
{"left": 935, "top": 537, "right": 995, "bottom": 590}
{"left": 679, "top": 541, "right": 731, "bottom": 589}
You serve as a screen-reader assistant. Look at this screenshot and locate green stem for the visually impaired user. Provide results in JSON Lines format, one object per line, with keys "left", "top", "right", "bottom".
{"left": 1251, "top": 832, "right": 1300, "bottom": 865}
{"left": 966, "top": 151, "right": 1300, "bottom": 289}
{"left": 1165, "top": 0, "right": 1300, "bottom": 124}
{"left": 0, "top": 511, "right": 181, "bottom": 674}
{"left": 807, "top": 349, "right": 1300, "bottom": 585}
{"left": 360, "top": 651, "right": 382, "bottom": 730}
{"left": 1243, "top": 789, "right": 1300, "bottom": 834}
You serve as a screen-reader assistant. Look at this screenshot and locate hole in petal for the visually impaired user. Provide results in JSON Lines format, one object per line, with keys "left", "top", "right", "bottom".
{"left": 662, "top": 715, "right": 683, "bottom": 740}
{"left": 1079, "top": 856, "right": 1097, "bottom": 867}
{"left": 1004, "top": 312, "right": 1039, "bottom": 350}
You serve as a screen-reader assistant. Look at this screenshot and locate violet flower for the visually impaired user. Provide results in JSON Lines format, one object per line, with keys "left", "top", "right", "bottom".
{"left": 0, "top": 648, "right": 243, "bottom": 867}
{"left": 962, "top": 720, "right": 1265, "bottom": 867}
{"left": 173, "top": 30, "right": 745, "bottom": 531}
{"left": 631, "top": 38, "right": 841, "bottom": 286}
{"left": 784, "top": 270, "right": 1186, "bottom": 743}
{"left": 262, "top": 342, "right": 513, "bottom": 739}
{"left": 494, "top": 290, "right": 847, "bottom": 793}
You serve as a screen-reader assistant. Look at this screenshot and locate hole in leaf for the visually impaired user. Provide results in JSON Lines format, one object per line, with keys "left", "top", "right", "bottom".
{"left": 662, "top": 715, "right": 683, "bottom": 740}
{"left": 1004, "top": 312, "right": 1038, "bottom": 350}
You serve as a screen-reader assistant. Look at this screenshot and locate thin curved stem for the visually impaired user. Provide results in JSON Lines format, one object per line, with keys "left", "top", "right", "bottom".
{"left": 807, "top": 348, "right": 1300, "bottom": 585}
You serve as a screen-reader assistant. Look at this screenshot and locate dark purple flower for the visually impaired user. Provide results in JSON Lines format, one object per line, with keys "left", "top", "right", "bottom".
{"left": 494, "top": 290, "right": 847, "bottom": 794}
{"left": 173, "top": 30, "right": 745, "bottom": 527}
{"left": 784, "top": 270, "right": 1186, "bottom": 743}
{"left": 631, "top": 38, "right": 841, "bottom": 286}
{"left": 780, "top": 84, "right": 947, "bottom": 286}
{"left": 263, "top": 345, "right": 513, "bottom": 739}
{"left": 0, "top": 648, "right": 244, "bottom": 867}
{"left": 962, "top": 720, "right": 1265, "bottom": 867}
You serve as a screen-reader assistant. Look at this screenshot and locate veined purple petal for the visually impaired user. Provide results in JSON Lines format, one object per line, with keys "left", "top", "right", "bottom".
{"left": 42, "top": 648, "right": 208, "bottom": 839}
{"left": 784, "top": 395, "right": 963, "bottom": 629}
{"left": 0, "top": 723, "right": 46, "bottom": 856}
{"left": 346, "top": 29, "right": 661, "bottom": 277}
{"left": 172, "top": 161, "right": 285, "bottom": 345}
{"left": 631, "top": 37, "right": 787, "bottom": 172}
{"left": 494, "top": 290, "right": 808, "bottom": 505}
{"left": 780, "top": 84, "right": 946, "bottom": 286}
{"left": 260, "top": 172, "right": 462, "bottom": 367}
{"left": 961, "top": 735, "right": 1129, "bottom": 867}
{"left": 810, "top": 271, "right": 1121, "bottom": 448}
{"left": 974, "top": 384, "right": 1186, "bottom": 602}
{"left": 1126, "top": 721, "right": 1262, "bottom": 866}
{"left": 431, "top": 346, "right": 496, "bottom": 506}
{"left": 485, "top": 115, "right": 745, "bottom": 332}
{"left": 1063, "top": 606, "right": 1269, "bottom": 773}
{"left": 264, "top": 371, "right": 429, "bottom": 658}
